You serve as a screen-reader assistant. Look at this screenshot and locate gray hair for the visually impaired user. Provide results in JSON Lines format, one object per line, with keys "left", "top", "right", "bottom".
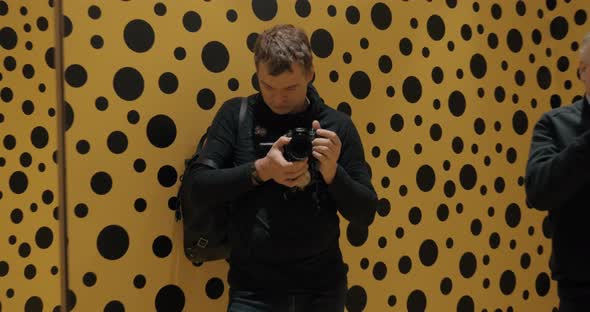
{"left": 581, "top": 32, "right": 590, "bottom": 62}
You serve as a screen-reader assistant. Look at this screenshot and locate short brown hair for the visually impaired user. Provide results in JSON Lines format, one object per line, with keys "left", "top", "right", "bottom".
{"left": 254, "top": 24, "right": 313, "bottom": 76}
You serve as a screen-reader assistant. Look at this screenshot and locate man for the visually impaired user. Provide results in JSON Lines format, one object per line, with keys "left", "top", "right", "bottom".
{"left": 525, "top": 32, "right": 590, "bottom": 311}
{"left": 191, "top": 24, "right": 377, "bottom": 311}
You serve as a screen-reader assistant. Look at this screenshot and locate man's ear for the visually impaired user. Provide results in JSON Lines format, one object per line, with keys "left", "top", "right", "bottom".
{"left": 580, "top": 62, "right": 587, "bottom": 81}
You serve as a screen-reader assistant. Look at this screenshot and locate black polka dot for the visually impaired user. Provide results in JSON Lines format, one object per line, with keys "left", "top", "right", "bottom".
{"left": 182, "top": 11, "right": 201, "bottom": 32}
{"left": 500, "top": 270, "right": 516, "bottom": 295}
{"left": 134, "top": 274, "right": 146, "bottom": 289}
{"left": 459, "top": 164, "right": 477, "bottom": 190}
{"left": 107, "top": 131, "right": 128, "bottom": 154}
{"left": 402, "top": 76, "right": 422, "bottom": 103}
{"left": 550, "top": 16, "right": 568, "bottom": 40}
{"left": 535, "top": 272, "right": 550, "bottom": 296}
{"left": 226, "top": 9, "right": 237, "bottom": 22}
{"left": 154, "top": 3, "right": 166, "bottom": 16}
{"left": 310, "top": 29, "right": 334, "bottom": 58}
{"left": 512, "top": 110, "right": 528, "bottom": 135}
{"left": 345, "top": 285, "right": 367, "bottom": 312}
{"left": 337, "top": 102, "right": 351, "bottom": 116}
{"left": 459, "top": 252, "right": 477, "bottom": 278}
{"left": 505, "top": 203, "right": 521, "bottom": 228}
{"left": 419, "top": 239, "right": 438, "bottom": 266}
{"left": 10, "top": 171, "right": 28, "bottom": 194}
{"left": 35, "top": 227, "right": 53, "bottom": 249}
{"left": 371, "top": 3, "right": 392, "bottom": 30}
{"left": 536, "top": 66, "right": 552, "bottom": 90}
{"left": 416, "top": 165, "right": 435, "bottom": 192}
{"left": 0, "top": 27, "right": 18, "bottom": 50}
{"left": 427, "top": 15, "right": 445, "bottom": 41}
{"left": 399, "top": 37, "right": 413, "bottom": 56}
{"left": 386, "top": 149, "right": 400, "bottom": 168}
{"left": 91, "top": 171, "right": 112, "bottom": 195}
{"left": 407, "top": 289, "right": 426, "bottom": 312}
{"left": 202, "top": 41, "right": 229, "bottom": 73}
{"left": 346, "top": 6, "right": 360, "bottom": 25}
{"left": 252, "top": 0, "right": 277, "bottom": 21}
{"left": 152, "top": 235, "right": 172, "bottom": 258}
{"left": 90, "top": 35, "right": 103, "bottom": 49}
{"left": 113, "top": 67, "right": 144, "bottom": 101}
{"left": 75, "top": 203, "right": 88, "bottom": 218}
{"left": 470, "top": 54, "right": 487, "bottom": 79}
{"left": 196, "top": 88, "right": 216, "bottom": 110}
{"left": 155, "top": 285, "right": 185, "bottom": 312}
{"left": 398, "top": 256, "right": 412, "bottom": 274}
{"left": 457, "top": 295, "right": 474, "bottom": 312}
{"left": 373, "top": 261, "right": 387, "bottom": 280}
{"left": 349, "top": 71, "right": 372, "bottom": 100}
{"left": 147, "top": 114, "right": 177, "bottom": 148}
{"left": 346, "top": 223, "right": 368, "bottom": 247}
{"left": 0, "top": 261, "right": 8, "bottom": 277}
{"left": 83, "top": 272, "right": 97, "bottom": 287}
{"left": 205, "top": 277, "right": 224, "bottom": 299}
{"left": 448, "top": 91, "right": 466, "bottom": 117}
{"left": 97, "top": 225, "right": 129, "bottom": 260}
{"left": 575, "top": 9, "right": 587, "bottom": 25}
{"left": 507, "top": 29, "right": 523, "bottom": 53}
{"left": 430, "top": 124, "right": 442, "bottom": 141}
{"left": 295, "top": 0, "right": 311, "bottom": 18}
{"left": 104, "top": 301, "right": 124, "bottom": 312}
{"left": 134, "top": 159, "right": 146, "bottom": 173}
{"left": 174, "top": 47, "right": 186, "bottom": 60}
{"left": 65, "top": 64, "right": 88, "bottom": 88}
{"left": 158, "top": 72, "right": 178, "bottom": 94}
{"left": 25, "top": 296, "right": 43, "bottom": 312}
{"left": 461, "top": 24, "right": 472, "bottom": 41}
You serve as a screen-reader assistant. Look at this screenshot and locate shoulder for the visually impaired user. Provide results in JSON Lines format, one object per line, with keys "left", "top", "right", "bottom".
{"left": 318, "top": 103, "right": 355, "bottom": 129}
{"left": 542, "top": 98, "right": 584, "bottom": 120}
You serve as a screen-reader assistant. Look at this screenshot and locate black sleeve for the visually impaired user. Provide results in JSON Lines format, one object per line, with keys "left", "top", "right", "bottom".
{"left": 525, "top": 113, "right": 590, "bottom": 211}
{"left": 188, "top": 100, "right": 255, "bottom": 206}
{"left": 327, "top": 118, "right": 378, "bottom": 226}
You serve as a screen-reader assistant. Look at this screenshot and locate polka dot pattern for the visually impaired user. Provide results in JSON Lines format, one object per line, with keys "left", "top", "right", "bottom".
{"left": 2, "top": 0, "right": 586, "bottom": 311}
{"left": 0, "top": 1, "right": 62, "bottom": 311}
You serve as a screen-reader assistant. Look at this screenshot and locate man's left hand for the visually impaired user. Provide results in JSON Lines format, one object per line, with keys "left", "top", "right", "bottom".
{"left": 312, "top": 120, "right": 341, "bottom": 184}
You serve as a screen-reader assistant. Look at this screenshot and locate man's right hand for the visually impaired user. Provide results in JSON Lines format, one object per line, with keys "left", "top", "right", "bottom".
{"left": 255, "top": 136, "right": 309, "bottom": 188}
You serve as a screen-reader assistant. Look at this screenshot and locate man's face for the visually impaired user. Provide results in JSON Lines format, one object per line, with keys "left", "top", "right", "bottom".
{"left": 257, "top": 62, "right": 314, "bottom": 115}
{"left": 579, "top": 49, "right": 590, "bottom": 95}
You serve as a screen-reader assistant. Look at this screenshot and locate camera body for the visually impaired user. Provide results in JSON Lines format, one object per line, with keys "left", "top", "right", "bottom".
{"left": 284, "top": 127, "right": 317, "bottom": 162}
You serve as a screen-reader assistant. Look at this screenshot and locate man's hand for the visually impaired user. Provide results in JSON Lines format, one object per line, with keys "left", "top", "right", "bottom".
{"left": 255, "top": 136, "right": 310, "bottom": 188}
{"left": 311, "top": 120, "right": 341, "bottom": 184}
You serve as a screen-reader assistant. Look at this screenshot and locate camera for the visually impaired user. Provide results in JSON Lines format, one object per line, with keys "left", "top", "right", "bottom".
{"left": 284, "top": 127, "right": 316, "bottom": 162}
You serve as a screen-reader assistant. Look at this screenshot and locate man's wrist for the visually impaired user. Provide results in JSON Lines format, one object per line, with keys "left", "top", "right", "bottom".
{"left": 251, "top": 160, "right": 266, "bottom": 185}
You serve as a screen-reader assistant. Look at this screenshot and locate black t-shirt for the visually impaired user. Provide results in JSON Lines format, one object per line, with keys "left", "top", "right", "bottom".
{"left": 190, "top": 85, "right": 378, "bottom": 291}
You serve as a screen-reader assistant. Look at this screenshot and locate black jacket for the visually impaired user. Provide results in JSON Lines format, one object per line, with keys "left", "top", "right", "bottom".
{"left": 189, "top": 85, "right": 378, "bottom": 291}
{"left": 525, "top": 96, "right": 590, "bottom": 282}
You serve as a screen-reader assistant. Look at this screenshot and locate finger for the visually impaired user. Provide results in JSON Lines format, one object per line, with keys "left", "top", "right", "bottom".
{"left": 273, "top": 136, "right": 291, "bottom": 149}
{"left": 312, "top": 120, "right": 321, "bottom": 130}
{"left": 315, "top": 129, "right": 341, "bottom": 146}
{"left": 312, "top": 137, "right": 332, "bottom": 147}
{"left": 313, "top": 146, "right": 334, "bottom": 160}
{"left": 312, "top": 150, "right": 327, "bottom": 162}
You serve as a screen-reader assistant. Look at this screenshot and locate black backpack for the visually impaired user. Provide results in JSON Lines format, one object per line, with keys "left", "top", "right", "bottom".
{"left": 175, "top": 97, "right": 248, "bottom": 263}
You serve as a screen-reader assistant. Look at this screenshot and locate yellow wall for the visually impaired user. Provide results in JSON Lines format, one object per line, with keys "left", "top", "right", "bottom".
{"left": 2, "top": 0, "right": 588, "bottom": 311}
{"left": 0, "top": 0, "right": 63, "bottom": 311}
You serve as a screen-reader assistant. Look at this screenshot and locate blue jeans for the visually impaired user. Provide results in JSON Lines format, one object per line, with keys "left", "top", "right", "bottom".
{"left": 227, "top": 287, "right": 347, "bottom": 312}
